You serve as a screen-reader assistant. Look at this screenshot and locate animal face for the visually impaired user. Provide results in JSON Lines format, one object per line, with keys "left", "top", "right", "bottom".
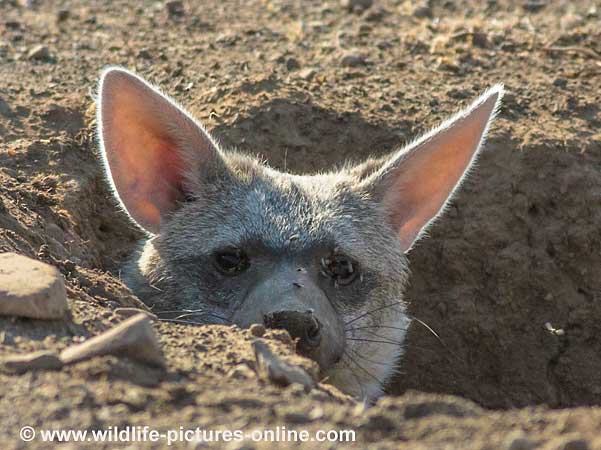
{"left": 97, "top": 67, "right": 503, "bottom": 401}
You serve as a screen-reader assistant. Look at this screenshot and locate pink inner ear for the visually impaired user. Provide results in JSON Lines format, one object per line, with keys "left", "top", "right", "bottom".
{"left": 382, "top": 91, "right": 500, "bottom": 251}
{"left": 101, "top": 73, "right": 187, "bottom": 233}
{"left": 118, "top": 136, "right": 184, "bottom": 228}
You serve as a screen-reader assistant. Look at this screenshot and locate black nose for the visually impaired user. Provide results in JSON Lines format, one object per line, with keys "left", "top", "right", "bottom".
{"left": 263, "top": 309, "right": 321, "bottom": 355}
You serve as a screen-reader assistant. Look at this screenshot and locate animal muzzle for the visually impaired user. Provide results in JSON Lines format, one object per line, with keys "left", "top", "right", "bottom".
{"left": 231, "top": 264, "right": 346, "bottom": 370}
{"left": 263, "top": 309, "right": 322, "bottom": 357}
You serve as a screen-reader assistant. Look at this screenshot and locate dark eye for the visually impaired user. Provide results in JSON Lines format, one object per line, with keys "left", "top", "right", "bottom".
{"left": 321, "top": 251, "right": 359, "bottom": 286}
{"left": 214, "top": 247, "right": 249, "bottom": 275}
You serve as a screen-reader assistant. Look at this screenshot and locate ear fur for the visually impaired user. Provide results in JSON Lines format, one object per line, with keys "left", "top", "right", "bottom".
{"left": 97, "top": 67, "right": 222, "bottom": 235}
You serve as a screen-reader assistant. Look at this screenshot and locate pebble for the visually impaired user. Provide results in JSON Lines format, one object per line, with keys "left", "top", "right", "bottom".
{"left": 56, "top": 9, "right": 70, "bottom": 22}
{"left": 412, "top": 4, "right": 432, "bottom": 18}
{"left": 249, "top": 323, "right": 265, "bottom": 337}
{"left": 227, "top": 364, "right": 256, "bottom": 380}
{"left": 298, "top": 68, "right": 317, "bottom": 81}
{"left": 0, "top": 96, "right": 13, "bottom": 118}
{"left": 523, "top": 1, "right": 546, "bottom": 13}
{"left": 340, "top": 0, "right": 372, "bottom": 13}
{"left": 340, "top": 53, "right": 366, "bottom": 67}
{"left": 506, "top": 434, "right": 534, "bottom": 450}
{"left": 60, "top": 314, "right": 165, "bottom": 368}
{"left": 252, "top": 340, "right": 315, "bottom": 392}
{"left": 27, "top": 45, "right": 52, "bottom": 62}
{"left": 0, "top": 253, "right": 68, "bottom": 320}
{"left": 359, "top": 413, "right": 397, "bottom": 432}
{"left": 556, "top": 438, "right": 590, "bottom": 450}
{"left": 364, "top": 7, "right": 386, "bottom": 22}
{"left": 137, "top": 48, "right": 153, "bottom": 60}
{"left": 308, "top": 406, "right": 324, "bottom": 420}
{"left": 0, "top": 350, "right": 63, "bottom": 373}
{"left": 285, "top": 57, "right": 300, "bottom": 71}
{"left": 5, "top": 20, "right": 21, "bottom": 30}
{"left": 282, "top": 411, "right": 311, "bottom": 424}
{"left": 166, "top": 0, "right": 184, "bottom": 17}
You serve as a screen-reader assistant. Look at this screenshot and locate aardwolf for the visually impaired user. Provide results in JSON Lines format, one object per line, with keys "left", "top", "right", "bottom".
{"left": 97, "top": 68, "right": 502, "bottom": 401}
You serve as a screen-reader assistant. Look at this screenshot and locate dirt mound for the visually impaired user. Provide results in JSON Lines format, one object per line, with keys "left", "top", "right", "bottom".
{"left": 1, "top": 0, "right": 601, "bottom": 448}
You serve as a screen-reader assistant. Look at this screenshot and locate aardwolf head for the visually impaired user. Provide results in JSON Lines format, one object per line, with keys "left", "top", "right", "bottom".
{"left": 97, "top": 67, "right": 502, "bottom": 401}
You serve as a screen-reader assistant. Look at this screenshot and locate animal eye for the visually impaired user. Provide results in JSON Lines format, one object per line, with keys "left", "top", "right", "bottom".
{"left": 214, "top": 247, "right": 249, "bottom": 275}
{"left": 321, "top": 252, "right": 359, "bottom": 286}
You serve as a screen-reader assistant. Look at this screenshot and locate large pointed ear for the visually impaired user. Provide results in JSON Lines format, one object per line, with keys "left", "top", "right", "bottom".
{"left": 97, "top": 67, "right": 221, "bottom": 234}
{"left": 361, "top": 85, "right": 504, "bottom": 252}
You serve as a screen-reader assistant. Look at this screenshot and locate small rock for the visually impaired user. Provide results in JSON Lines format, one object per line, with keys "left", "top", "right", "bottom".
{"left": 556, "top": 438, "right": 590, "bottom": 450}
{"left": 195, "top": 343, "right": 208, "bottom": 352}
{"left": 308, "top": 406, "right": 324, "bottom": 420}
{"left": 282, "top": 411, "right": 311, "bottom": 424}
{"left": 249, "top": 323, "right": 265, "bottom": 337}
{"left": 137, "top": 48, "right": 152, "bottom": 60}
{"left": 340, "top": 0, "right": 372, "bottom": 13}
{"left": 56, "top": 9, "right": 69, "bottom": 22}
{"left": 358, "top": 23, "right": 372, "bottom": 34}
{"left": 298, "top": 68, "right": 317, "bottom": 81}
{"left": 285, "top": 57, "right": 301, "bottom": 71}
{"left": 0, "top": 253, "right": 68, "bottom": 320}
{"left": 60, "top": 314, "right": 165, "bottom": 368}
{"left": 471, "top": 32, "right": 488, "bottom": 48}
{"left": 227, "top": 364, "right": 256, "bottom": 380}
{"left": 5, "top": 20, "right": 21, "bottom": 30}
{"left": 506, "top": 433, "right": 534, "bottom": 450}
{"left": 27, "top": 45, "right": 52, "bottom": 62}
{"left": 553, "top": 78, "right": 568, "bottom": 89}
{"left": 0, "top": 350, "right": 63, "bottom": 373}
{"left": 166, "top": 0, "right": 184, "bottom": 17}
{"left": 359, "top": 413, "right": 397, "bottom": 432}
{"left": 0, "top": 96, "right": 13, "bottom": 118}
{"left": 436, "top": 56, "right": 460, "bottom": 72}
{"left": 340, "top": 53, "right": 366, "bottom": 67}
{"left": 522, "top": 1, "right": 546, "bottom": 13}
{"left": 252, "top": 340, "right": 315, "bottom": 392}
{"left": 412, "top": 3, "right": 432, "bottom": 18}
{"left": 364, "top": 7, "right": 386, "bottom": 22}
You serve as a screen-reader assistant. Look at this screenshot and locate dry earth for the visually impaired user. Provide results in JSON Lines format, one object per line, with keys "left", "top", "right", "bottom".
{"left": 1, "top": 0, "right": 601, "bottom": 448}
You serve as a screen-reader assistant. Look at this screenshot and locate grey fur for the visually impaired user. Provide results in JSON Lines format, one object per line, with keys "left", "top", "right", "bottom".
{"left": 97, "top": 67, "right": 503, "bottom": 401}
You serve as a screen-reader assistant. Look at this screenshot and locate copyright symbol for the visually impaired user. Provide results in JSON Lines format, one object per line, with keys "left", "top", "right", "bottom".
{"left": 20, "top": 426, "right": 35, "bottom": 442}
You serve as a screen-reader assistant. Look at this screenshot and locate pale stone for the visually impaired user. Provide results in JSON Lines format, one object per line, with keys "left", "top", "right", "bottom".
{"left": 0, "top": 253, "right": 68, "bottom": 320}
{"left": 252, "top": 340, "right": 315, "bottom": 392}
{"left": 60, "top": 313, "right": 165, "bottom": 368}
{"left": 0, "top": 350, "right": 63, "bottom": 373}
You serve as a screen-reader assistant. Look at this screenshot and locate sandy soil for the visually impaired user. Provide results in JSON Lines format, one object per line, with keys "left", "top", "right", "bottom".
{"left": 1, "top": 0, "right": 601, "bottom": 448}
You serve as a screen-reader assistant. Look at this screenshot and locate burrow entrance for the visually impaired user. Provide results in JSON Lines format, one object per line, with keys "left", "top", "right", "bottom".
{"left": 3, "top": 95, "right": 600, "bottom": 409}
